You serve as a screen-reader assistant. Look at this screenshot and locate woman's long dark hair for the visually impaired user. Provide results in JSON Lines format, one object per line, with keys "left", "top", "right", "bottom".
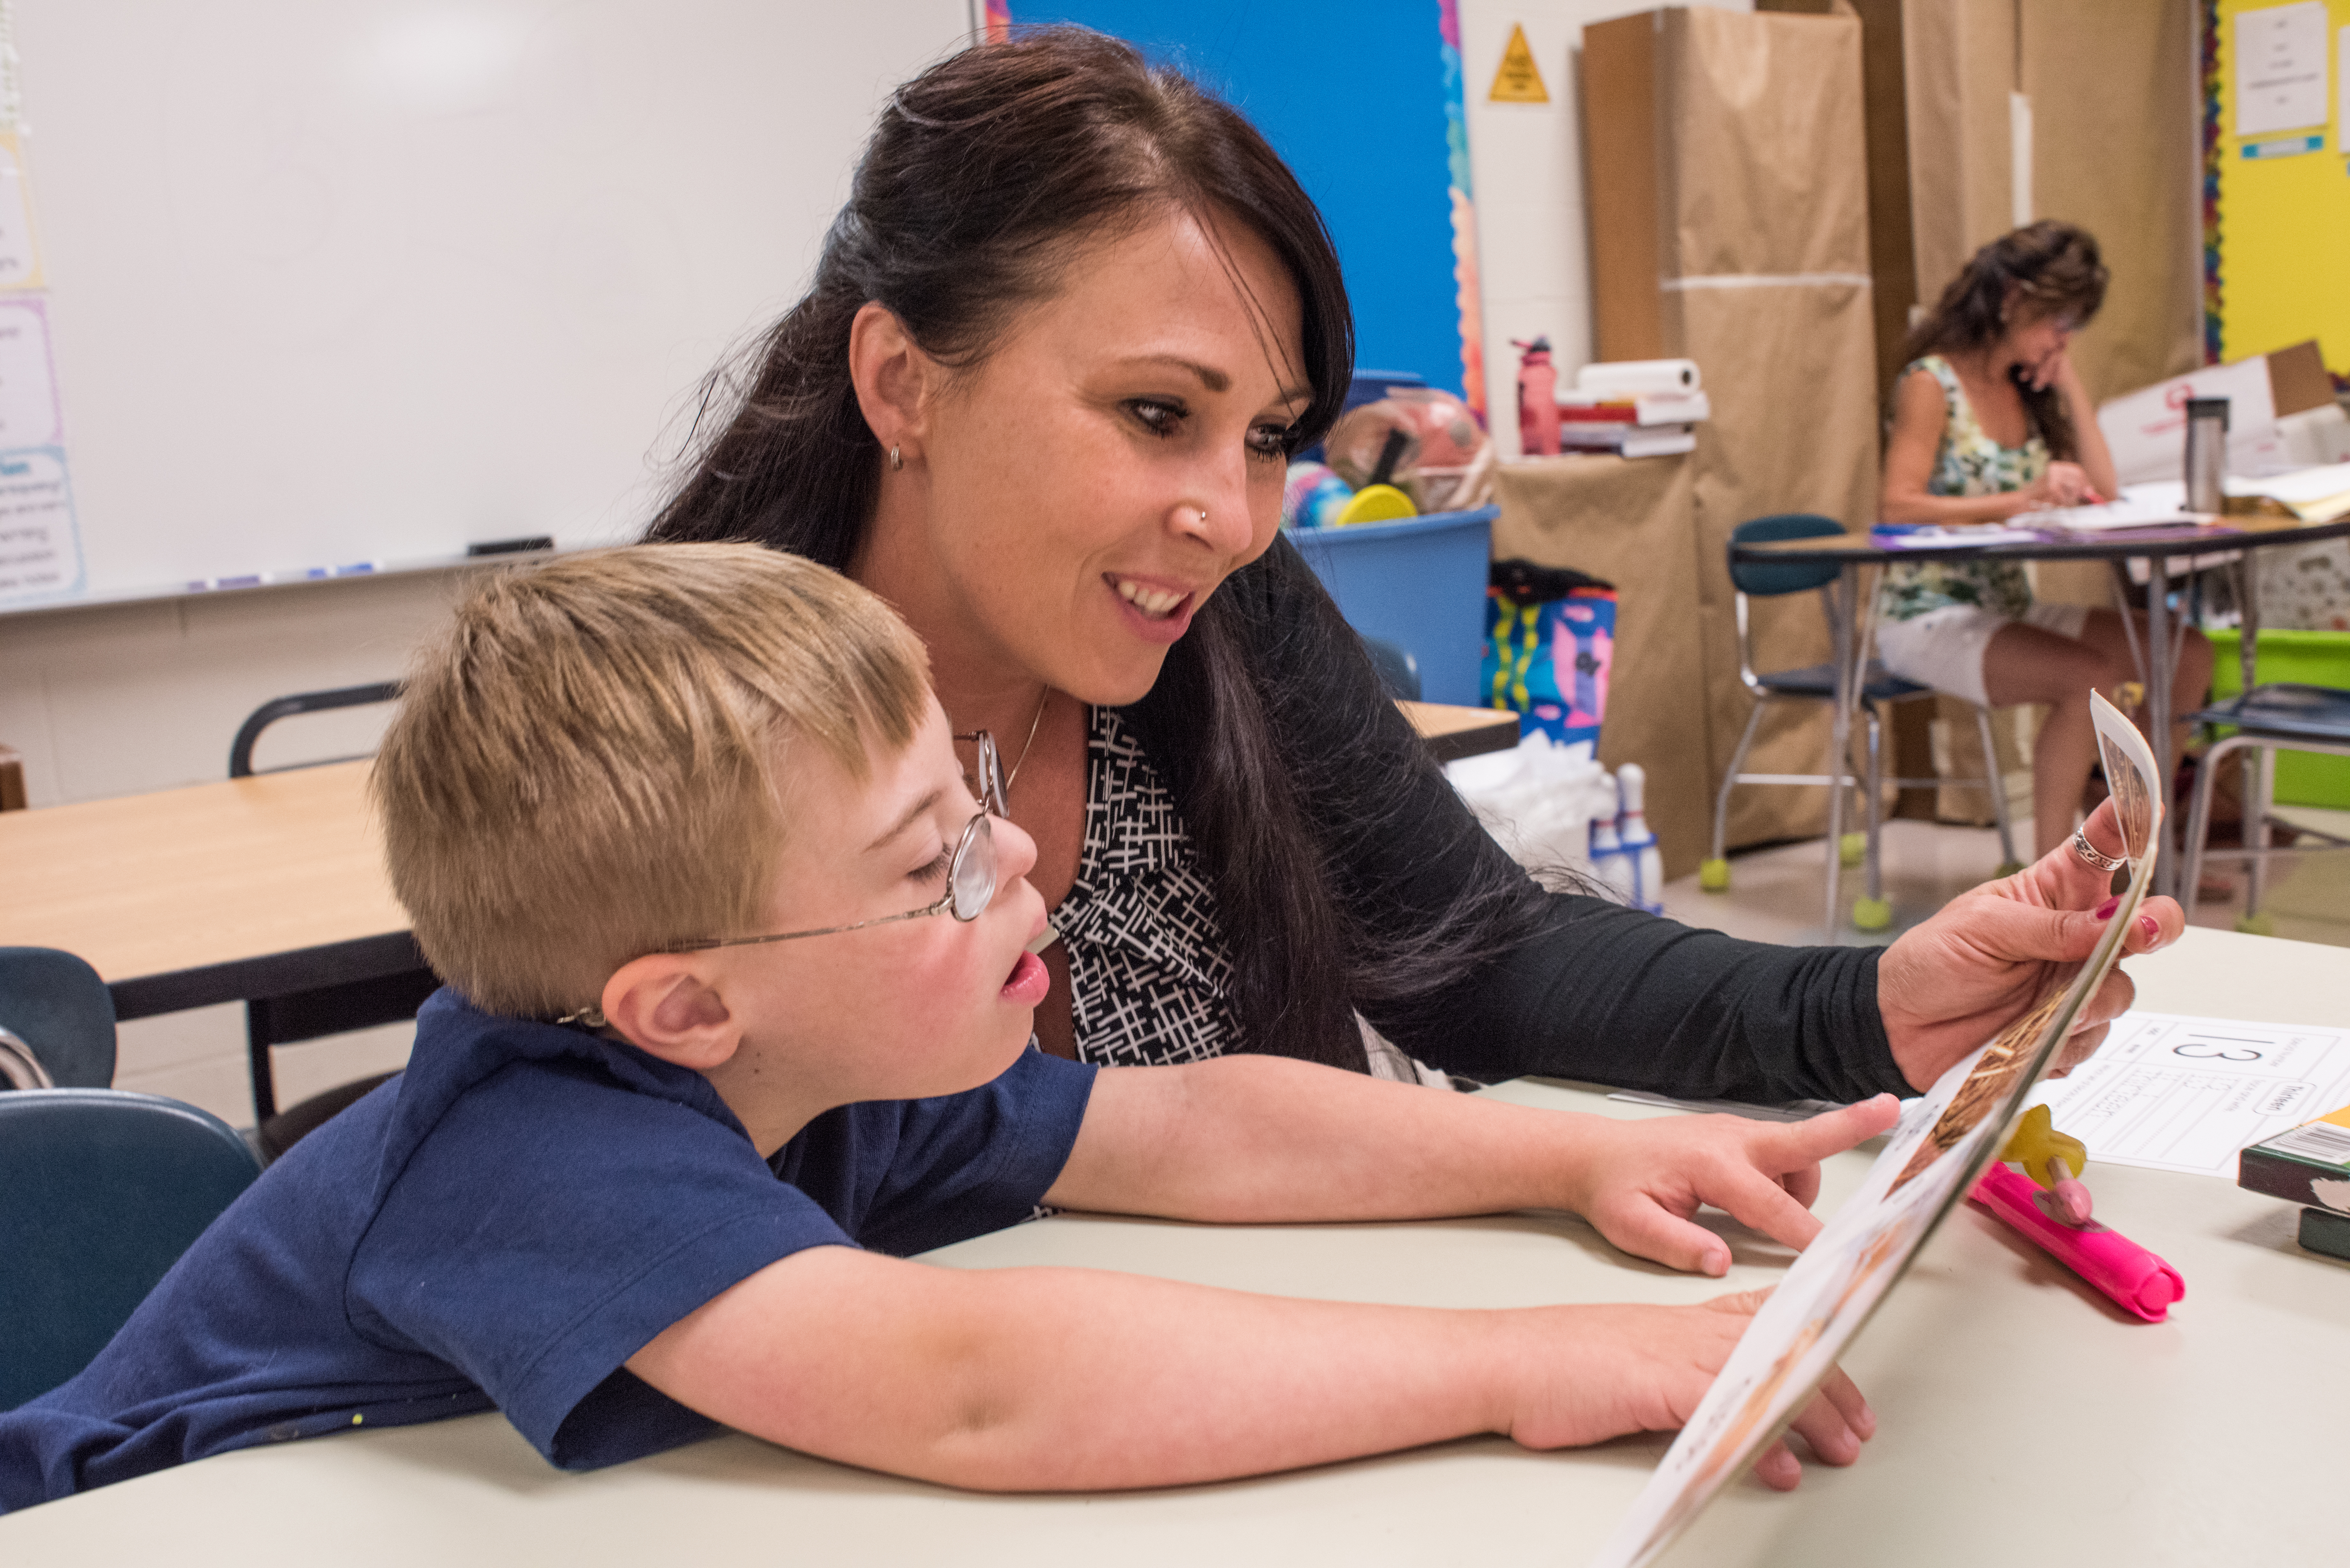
{"left": 646, "top": 28, "right": 1529, "bottom": 1069}
{"left": 1904, "top": 220, "right": 2107, "bottom": 459}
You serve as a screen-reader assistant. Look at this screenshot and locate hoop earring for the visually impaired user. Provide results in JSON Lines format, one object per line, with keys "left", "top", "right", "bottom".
{"left": 888, "top": 445, "right": 903, "bottom": 471}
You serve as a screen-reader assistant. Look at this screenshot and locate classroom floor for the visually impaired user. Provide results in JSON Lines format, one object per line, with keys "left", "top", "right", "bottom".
{"left": 1661, "top": 808, "right": 2350, "bottom": 950}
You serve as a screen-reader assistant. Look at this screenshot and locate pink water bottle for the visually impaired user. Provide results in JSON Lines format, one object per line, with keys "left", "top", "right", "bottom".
{"left": 1515, "top": 337, "right": 1559, "bottom": 456}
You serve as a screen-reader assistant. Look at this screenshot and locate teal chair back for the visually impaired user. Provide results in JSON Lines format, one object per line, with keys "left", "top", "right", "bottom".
{"left": 0, "top": 1089, "right": 262, "bottom": 1408}
{"left": 0, "top": 946, "right": 117, "bottom": 1088}
{"left": 1727, "top": 514, "right": 1846, "bottom": 598}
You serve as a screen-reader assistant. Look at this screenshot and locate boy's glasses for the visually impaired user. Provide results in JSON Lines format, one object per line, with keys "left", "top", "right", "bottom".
{"left": 662, "top": 810, "right": 998, "bottom": 952}
{"left": 954, "top": 728, "right": 1010, "bottom": 819}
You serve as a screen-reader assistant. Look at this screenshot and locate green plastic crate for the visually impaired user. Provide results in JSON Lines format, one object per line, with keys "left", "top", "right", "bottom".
{"left": 2206, "top": 628, "right": 2350, "bottom": 808}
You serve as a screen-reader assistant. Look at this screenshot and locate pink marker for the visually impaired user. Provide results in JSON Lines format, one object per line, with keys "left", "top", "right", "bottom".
{"left": 1970, "top": 1165, "right": 2186, "bottom": 1323}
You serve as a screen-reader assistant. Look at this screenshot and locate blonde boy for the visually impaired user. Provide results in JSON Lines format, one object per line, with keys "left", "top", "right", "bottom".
{"left": 0, "top": 546, "right": 1893, "bottom": 1510}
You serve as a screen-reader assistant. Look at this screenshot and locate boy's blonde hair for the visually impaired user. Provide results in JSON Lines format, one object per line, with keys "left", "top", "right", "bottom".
{"left": 373, "top": 543, "right": 931, "bottom": 1018}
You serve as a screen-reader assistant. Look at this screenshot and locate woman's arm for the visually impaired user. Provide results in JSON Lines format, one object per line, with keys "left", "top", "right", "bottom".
{"left": 1880, "top": 368, "right": 2048, "bottom": 524}
{"left": 1163, "top": 539, "right": 1912, "bottom": 1105}
{"left": 626, "top": 1246, "right": 1871, "bottom": 1493}
{"left": 2046, "top": 351, "right": 2119, "bottom": 499}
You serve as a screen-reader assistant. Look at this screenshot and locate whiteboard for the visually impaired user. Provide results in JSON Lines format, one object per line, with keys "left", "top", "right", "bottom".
{"left": 5, "top": 0, "right": 976, "bottom": 610}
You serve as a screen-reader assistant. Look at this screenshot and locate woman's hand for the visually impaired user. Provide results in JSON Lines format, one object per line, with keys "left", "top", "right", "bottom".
{"left": 2017, "top": 459, "right": 2093, "bottom": 508}
{"left": 1563, "top": 1097, "right": 1902, "bottom": 1275}
{"left": 1876, "top": 799, "right": 2184, "bottom": 1092}
{"left": 1504, "top": 1290, "right": 1874, "bottom": 1490}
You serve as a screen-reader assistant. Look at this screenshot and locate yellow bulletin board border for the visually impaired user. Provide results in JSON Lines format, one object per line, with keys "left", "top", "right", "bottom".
{"left": 2210, "top": 0, "right": 2350, "bottom": 383}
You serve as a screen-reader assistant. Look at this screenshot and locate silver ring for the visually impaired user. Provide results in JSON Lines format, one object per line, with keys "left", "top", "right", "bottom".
{"left": 2069, "top": 828, "right": 2127, "bottom": 874}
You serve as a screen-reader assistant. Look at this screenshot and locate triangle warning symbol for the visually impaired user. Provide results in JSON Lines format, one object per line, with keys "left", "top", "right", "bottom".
{"left": 1489, "top": 24, "right": 1549, "bottom": 104}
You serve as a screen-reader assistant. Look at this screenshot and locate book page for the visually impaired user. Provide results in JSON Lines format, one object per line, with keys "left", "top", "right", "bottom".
{"left": 1592, "top": 692, "right": 2162, "bottom": 1568}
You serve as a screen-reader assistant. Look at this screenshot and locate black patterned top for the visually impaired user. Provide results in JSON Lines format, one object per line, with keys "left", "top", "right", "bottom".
{"left": 1054, "top": 705, "right": 1241, "bottom": 1067}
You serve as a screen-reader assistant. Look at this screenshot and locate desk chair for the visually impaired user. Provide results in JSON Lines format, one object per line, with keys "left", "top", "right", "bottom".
{"left": 1703, "top": 515, "right": 2018, "bottom": 930}
{"left": 228, "top": 680, "right": 405, "bottom": 778}
{"left": 0, "top": 945, "right": 117, "bottom": 1089}
{"left": 1362, "top": 636, "right": 1422, "bottom": 701}
{"left": 0, "top": 1088, "right": 262, "bottom": 1408}
{"left": 2180, "top": 684, "right": 2350, "bottom": 933}
{"left": 228, "top": 683, "right": 433, "bottom": 1153}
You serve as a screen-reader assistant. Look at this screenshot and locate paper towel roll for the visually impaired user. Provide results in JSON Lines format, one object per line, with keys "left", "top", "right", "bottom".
{"left": 1573, "top": 358, "right": 1702, "bottom": 396}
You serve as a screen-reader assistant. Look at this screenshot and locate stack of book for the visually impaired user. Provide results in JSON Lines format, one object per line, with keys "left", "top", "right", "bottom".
{"left": 2238, "top": 1102, "right": 2350, "bottom": 1261}
{"left": 1552, "top": 387, "right": 1708, "bottom": 458}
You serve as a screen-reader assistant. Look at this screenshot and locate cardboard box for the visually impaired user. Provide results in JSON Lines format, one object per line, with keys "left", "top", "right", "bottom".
{"left": 2097, "top": 340, "right": 2339, "bottom": 487}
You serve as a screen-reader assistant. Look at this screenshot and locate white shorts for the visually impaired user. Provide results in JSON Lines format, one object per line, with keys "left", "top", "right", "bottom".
{"left": 1874, "top": 602, "right": 2090, "bottom": 707}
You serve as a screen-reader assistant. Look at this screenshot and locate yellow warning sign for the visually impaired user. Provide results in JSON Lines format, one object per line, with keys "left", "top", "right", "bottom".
{"left": 1488, "top": 23, "right": 1549, "bottom": 104}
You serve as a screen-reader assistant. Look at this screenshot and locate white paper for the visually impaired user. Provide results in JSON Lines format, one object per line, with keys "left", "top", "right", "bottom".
{"left": 2235, "top": 459, "right": 2350, "bottom": 506}
{"left": 2028, "top": 1012, "right": 2350, "bottom": 1179}
{"left": 0, "top": 141, "right": 38, "bottom": 289}
{"left": 1593, "top": 694, "right": 2163, "bottom": 1568}
{"left": 2236, "top": 2, "right": 2330, "bottom": 137}
{"left": 2009, "top": 498, "right": 2213, "bottom": 531}
{"left": 0, "top": 447, "right": 84, "bottom": 605}
{"left": 0, "top": 296, "right": 63, "bottom": 447}
{"left": 2097, "top": 358, "right": 2278, "bottom": 487}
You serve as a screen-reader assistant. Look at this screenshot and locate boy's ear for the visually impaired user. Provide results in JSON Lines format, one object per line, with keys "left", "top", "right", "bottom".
{"left": 600, "top": 955, "right": 742, "bottom": 1072}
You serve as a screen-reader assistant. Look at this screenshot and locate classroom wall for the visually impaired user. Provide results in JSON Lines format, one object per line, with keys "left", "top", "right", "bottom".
{"left": 1457, "top": 0, "right": 1753, "bottom": 459}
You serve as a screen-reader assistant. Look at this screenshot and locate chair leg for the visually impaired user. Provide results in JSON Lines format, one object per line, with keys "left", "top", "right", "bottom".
{"left": 1853, "top": 706, "right": 1891, "bottom": 930}
{"left": 1973, "top": 703, "right": 2020, "bottom": 873}
{"left": 2246, "top": 745, "right": 2277, "bottom": 923}
{"left": 2180, "top": 735, "right": 2236, "bottom": 925}
{"left": 1704, "top": 701, "right": 1769, "bottom": 891}
{"left": 245, "top": 1004, "right": 278, "bottom": 1125}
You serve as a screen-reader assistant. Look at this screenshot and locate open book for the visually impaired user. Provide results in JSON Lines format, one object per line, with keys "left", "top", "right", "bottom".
{"left": 1592, "top": 691, "right": 2163, "bottom": 1568}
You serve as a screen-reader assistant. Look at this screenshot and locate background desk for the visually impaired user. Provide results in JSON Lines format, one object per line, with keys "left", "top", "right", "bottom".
{"left": 0, "top": 760, "right": 416, "bottom": 1022}
{"left": 5, "top": 925, "right": 2340, "bottom": 1566}
{"left": 1734, "top": 515, "right": 2350, "bottom": 921}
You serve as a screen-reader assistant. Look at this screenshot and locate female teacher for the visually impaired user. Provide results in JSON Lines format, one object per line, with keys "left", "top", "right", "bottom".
{"left": 649, "top": 29, "right": 2178, "bottom": 1105}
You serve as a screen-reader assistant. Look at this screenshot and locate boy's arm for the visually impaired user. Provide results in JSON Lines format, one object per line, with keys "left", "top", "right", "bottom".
{"left": 625, "top": 1245, "right": 1871, "bottom": 1493}
{"left": 1047, "top": 1057, "right": 1899, "bottom": 1276}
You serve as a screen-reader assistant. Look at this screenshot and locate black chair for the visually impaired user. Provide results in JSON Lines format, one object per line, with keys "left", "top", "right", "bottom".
{"left": 1362, "top": 636, "right": 1423, "bottom": 701}
{"left": 228, "top": 679, "right": 405, "bottom": 778}
{"left": 2180, "top": 683, "right": 2350, "bottom": 933}
{"left": 0, "top": 1089, "right": 263, "bottom": 1408}
{"left": 228, "top": 684, "right": 433, "bottom": 1153}
{"left": 1704, "top": 515, "right": 2018, "bottom": 930}
{"left": 0, "top": 946, "right": 117, "bottom": 1090}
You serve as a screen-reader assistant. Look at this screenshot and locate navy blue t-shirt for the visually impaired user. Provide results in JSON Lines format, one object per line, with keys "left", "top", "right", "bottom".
{"left": 0, "top": 990, "right": 1096, "bottom": 1511}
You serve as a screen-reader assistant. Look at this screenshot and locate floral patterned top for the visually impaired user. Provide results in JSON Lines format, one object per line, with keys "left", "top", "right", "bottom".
{"left": 1879, "top": 355, "right": 2045, "bottom": 623}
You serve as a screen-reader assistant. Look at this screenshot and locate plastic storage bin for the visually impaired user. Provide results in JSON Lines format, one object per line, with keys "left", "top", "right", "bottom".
{"left": 1288, "top": 506, "right": 1497, "bottom": 707}
{"left": 2207, "top": 627, "right": 2350, "bottom": 807}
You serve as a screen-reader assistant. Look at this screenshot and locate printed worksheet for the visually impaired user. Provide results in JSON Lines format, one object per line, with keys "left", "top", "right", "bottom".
{"left": 2029, "top": 1013, "right": 2350, "bottom": 1179}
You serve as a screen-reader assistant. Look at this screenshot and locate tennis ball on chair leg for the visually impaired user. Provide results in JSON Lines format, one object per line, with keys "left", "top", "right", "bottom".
{"left": 1698, "top": 858, "right": 1731, "bottom": 892}
{"left": 2235, "top": 911, "right": 2277, "bottom": 937}
{"left": 1851, "top": 896, "right": 1892, "bottom": 931}
{"left": 1839, "top": 833, "right": 1867, "bottom": 867}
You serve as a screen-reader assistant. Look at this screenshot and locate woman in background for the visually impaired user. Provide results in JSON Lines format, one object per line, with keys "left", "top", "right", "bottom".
{"left": 1878, "top": 221, "right": 2211, "bottom": 860}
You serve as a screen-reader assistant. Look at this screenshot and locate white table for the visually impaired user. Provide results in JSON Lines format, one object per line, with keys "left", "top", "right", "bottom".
{"left": 4, "top": 927, "right": 2345, "bottom": 1565}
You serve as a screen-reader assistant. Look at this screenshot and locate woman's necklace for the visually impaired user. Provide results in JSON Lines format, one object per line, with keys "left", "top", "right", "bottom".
{"left": 1001, "top": 687, "right": 1050, "bottom": 799}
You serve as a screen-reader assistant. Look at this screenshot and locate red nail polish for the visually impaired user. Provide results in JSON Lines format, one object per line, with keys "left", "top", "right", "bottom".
{"left": 2138, "top": 915, "right": 2160, "bottom": 943}
{"left": 2094, "top": 896, "right": 2120, "bottom": 920}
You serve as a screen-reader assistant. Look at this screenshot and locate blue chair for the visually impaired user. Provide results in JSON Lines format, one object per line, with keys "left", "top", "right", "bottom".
{"left": 1704, "top": 515, "right": 2017, "bottom": 930}
{"left": 2181, "top": 683, "right": 2350, "bottom": 932}
{"left": 0, "top": 1089, "right": 263, "bottom": 1408}
{"left": 0, "top": 946, "right": 117, "bottom": 1090}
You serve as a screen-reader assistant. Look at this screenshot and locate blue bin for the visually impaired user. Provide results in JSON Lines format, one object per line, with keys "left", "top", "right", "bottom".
{"left": 1288, "top": 506, "right": 1497, "bottom": 706}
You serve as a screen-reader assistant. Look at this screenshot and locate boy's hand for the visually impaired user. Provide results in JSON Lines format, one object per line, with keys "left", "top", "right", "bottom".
{"left": 1563, "top": 1097, "right": 1902, "bottom": 1276}
{"left": 1506, "top": 1289, "right": 1873, "bottom": 1490}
